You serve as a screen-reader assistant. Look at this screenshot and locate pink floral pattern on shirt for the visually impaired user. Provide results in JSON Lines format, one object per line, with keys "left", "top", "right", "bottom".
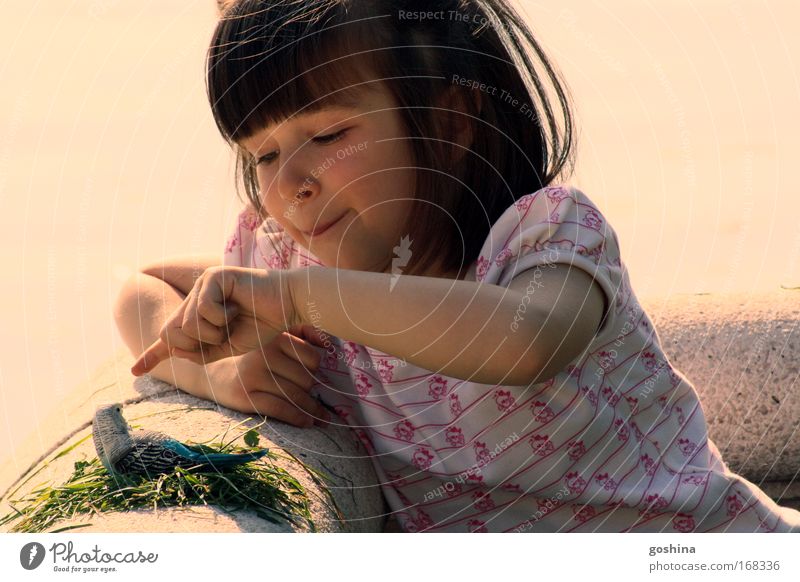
{"left": 221, "top": 186, "right": 800, "bottom": 533}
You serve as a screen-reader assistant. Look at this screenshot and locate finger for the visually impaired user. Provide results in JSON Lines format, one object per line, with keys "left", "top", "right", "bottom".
{"left": 131, "top": 338, "right": 172, "bottom": 376}
{"left": 172, "top": 342, "right": 239, "bottom": 366}
{"left": 277, "top": 332, "right": 322, "bottom": 372}
{"left": 287, "top": 324, "right": 329, "bottom": 349}
{"left": 246, "top": 382, "right": 329, "bottom": 428}
{"left": 180, "top": 279, "right": 203, "bottom": 331}
{"left": 179, "top": 271, "right": 240, "bottom": 345}
{"left": 160, "top": 303, "right": 202, "bottom": 353}
{"left": 262, "top": 350, "right": 320, "bottom": 392}
{"left": 302, "top": 325, "right": 329, "bottom": 349}
{"left": 270, "top": 375, "right": 330, "bottom": 423}
{"left": 197, "top": 273, "right": 239, "bottom": 327}
{"left": 180, "top": 316, "right": 227, "bottom": 346}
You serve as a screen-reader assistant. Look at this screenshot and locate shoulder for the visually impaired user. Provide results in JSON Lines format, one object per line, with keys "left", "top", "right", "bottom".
{"left": 495, "top": 184, "right": 610, "bottom": 236}
{"left": 475, "top": 184, "right": 619, "bottom": 280}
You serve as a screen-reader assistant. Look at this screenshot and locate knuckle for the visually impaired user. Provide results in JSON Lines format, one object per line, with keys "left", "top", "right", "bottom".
{"left": 204, "top": 325, "right": 225, "bottom": 344}
{"left": 197, "top": 298, "right": 220, "bottom": 322}
{"left": 196, "top": 298, "right": 211, "bottom": 316}
{"left": 181, "top": 325, "right": 201, "bottom": 341}
{"left": 301, "top": 375, "right": 316, "bottom": 391}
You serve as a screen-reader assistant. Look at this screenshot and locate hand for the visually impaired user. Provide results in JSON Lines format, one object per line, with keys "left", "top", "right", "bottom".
{"left": 131, "top": 266, "right": 298, "bottom": 376}
{"left": 202, "top": 326, "right": 332, "bottom": 428}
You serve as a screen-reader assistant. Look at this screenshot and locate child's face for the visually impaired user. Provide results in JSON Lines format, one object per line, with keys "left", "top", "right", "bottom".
{"left": 238, "top": 84, "right": 417, "bottom": 274}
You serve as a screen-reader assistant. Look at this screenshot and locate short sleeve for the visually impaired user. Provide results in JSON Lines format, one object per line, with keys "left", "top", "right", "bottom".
{"left": 222, "top": 205, "right": 324, "bottom": 270}
{"left": 475, "top": 184, "right": 626, "bottom": 341}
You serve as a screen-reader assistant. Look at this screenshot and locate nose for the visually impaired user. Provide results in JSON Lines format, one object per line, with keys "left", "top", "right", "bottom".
{"left": 276, "top": 155, "right": 320, "bottom": 205}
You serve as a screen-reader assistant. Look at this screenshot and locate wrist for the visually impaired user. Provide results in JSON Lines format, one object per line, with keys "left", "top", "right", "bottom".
{"left": 285, "top": 265, "right": 335, "bottom": 336}
{"left": 284, "top": 266, "right": 312, "bottom": 328}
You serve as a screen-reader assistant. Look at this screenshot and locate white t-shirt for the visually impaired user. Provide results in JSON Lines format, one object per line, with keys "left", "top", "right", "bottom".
{"left": 223, "top": 184, "right": 800, "bottom": 532}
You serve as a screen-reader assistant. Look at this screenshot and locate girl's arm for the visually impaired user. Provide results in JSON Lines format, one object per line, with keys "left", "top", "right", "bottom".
{"left": 114, "top": 274, "right": 209, "bottom": 396}
{"left": 288, "top": 264, "right": 606, "bottom": 386}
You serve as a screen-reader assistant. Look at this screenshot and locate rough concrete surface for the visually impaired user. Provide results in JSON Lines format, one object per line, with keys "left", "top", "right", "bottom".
{"left": 0, "top": 353, "right": 387, "bottom": 532}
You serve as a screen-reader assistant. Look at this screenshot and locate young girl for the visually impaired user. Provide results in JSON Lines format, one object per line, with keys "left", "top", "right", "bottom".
{"left": 128, "top": 0, "right": 800, "bottom": 532}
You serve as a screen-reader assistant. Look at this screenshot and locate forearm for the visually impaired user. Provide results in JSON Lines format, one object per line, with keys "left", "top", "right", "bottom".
{"left": 288, "top": 267, "right": 544, "bottom": 386}
{"left": 114, "top": 273, "right": 213, "bottom": 398}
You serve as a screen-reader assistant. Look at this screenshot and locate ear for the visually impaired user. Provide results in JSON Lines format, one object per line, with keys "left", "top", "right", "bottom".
{"left": 435, "top": 85, "right": 481, "bottom": 167}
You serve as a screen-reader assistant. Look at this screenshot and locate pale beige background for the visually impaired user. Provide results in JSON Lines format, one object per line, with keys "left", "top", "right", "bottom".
{"left": 1, "top": 0, "right": 798, "bottom": 469}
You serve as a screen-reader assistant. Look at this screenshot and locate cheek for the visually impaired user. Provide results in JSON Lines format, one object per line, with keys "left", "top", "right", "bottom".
{"left": 255, "top": 172, "right": 275, "bottom": 208}
{"left": 354, "top": 200, "right": 415, "bottom": 244}
{"left": 344, "top": 140, "right": 415, "bottom": 191}
{"left": 328, "top": 155, "right": 371, "bottom": 189}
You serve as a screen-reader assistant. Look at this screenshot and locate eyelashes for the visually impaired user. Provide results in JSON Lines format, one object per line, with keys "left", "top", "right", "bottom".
{"left": 255, "top": 128, "right": 349, "bottom": 167}
{"left": 314, "top": 128, "right": 348, "bottom": 145}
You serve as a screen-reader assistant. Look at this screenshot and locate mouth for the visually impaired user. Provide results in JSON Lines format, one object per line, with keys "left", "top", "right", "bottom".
{"left": 302, "top": 210, "right": 348, "bottom": 237}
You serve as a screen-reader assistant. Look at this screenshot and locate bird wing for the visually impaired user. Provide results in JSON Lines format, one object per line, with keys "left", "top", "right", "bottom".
{"left": 116, "top": 437, "right": 200, "bottom": 476}
{"left": 120, "top": 430, "right": 269, "bottom": 475}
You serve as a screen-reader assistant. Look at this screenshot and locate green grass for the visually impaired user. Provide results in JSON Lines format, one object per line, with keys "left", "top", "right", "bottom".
{"left": 0, "top": 420, "right": 342, "bottom": 533}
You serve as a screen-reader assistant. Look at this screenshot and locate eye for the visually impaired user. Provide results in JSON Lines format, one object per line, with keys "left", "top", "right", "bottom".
{"left": 254, "top": 129, "right": 349, "bottom": 167}
{"left": 313, "top": 128, "right": 348, "bottom": 145}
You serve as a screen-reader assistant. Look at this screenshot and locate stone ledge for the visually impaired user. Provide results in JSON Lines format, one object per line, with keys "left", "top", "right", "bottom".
{"left": 0, "top": 353, "right": 388, "bottom": 533}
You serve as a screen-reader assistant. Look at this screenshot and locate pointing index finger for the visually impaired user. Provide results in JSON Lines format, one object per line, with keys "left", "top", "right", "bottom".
{"left": 131, "top": 338, "right": 172, "bottom": 377}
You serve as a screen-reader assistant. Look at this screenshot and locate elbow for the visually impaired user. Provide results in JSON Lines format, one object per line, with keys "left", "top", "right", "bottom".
{"left": 513, "top": 305, "right": 597, "bottom": 387}
{"left": 113, "top": 272, "right": 148, "bottom": 325}
{"left": 508, "top": 311, "right": 558, "bottom": 386}
{"left": 112, "top": 272, "right": 156, "bottom": 356}
{"left": 112, "top": 273, "right": 136, "bottom": 327}
{"left": 112, "top": 286, "right": 133, "bottom": 362}
{"left": 511, "top": 358, "right": 553, "bottom": 387}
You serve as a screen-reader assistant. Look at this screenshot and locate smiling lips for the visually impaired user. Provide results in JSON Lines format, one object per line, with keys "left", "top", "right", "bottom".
{"left": 302, "top": 211, "right": 348, "bottom": 237}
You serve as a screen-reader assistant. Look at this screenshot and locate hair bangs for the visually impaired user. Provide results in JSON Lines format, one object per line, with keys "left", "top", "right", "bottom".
{"left": 207, "top": 0, "right": 388, "bottom": 144}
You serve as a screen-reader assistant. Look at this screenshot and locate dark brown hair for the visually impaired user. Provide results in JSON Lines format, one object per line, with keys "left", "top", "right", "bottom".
{"left": 207, "top": 0, "right": 576, "bottom": 277}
